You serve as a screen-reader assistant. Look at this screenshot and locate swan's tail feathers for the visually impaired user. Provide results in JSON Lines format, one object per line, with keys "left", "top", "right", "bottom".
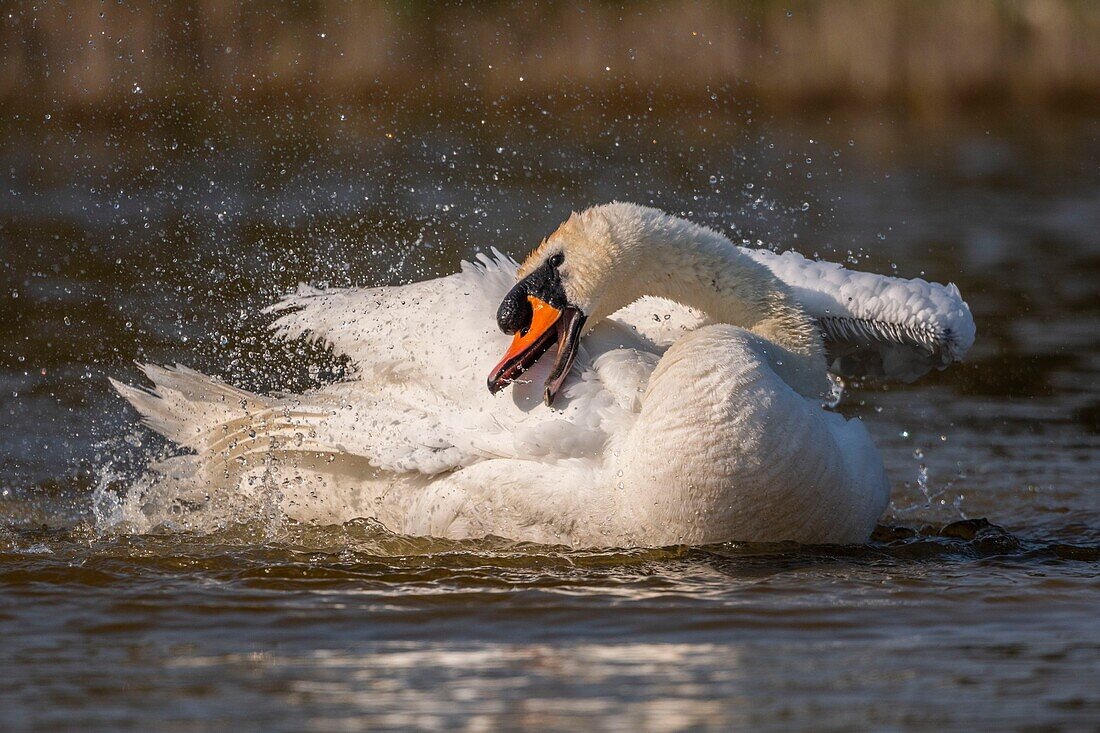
{"left": 113, "top": 365, "right": 482, "bottom": 480}
{"left": 746, "top": 249, "right": 976, "bottom": 382}
{"left": 108, "top": 366, "right": 395, "bottom": 529}
{"left": 108, "top": 363, "right": 337, "bottom": 465}
{"left": 110, "top": 364, "right": 277, "bottom": 451}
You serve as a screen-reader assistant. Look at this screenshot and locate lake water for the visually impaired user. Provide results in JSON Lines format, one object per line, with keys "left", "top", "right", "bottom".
{"left": 1, "top": 103, "right": 1098, "bottom": 730}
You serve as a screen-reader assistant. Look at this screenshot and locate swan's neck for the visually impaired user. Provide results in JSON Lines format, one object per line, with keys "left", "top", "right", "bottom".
{"left": 594, "top": 208, "right": 828, "bottom": 397}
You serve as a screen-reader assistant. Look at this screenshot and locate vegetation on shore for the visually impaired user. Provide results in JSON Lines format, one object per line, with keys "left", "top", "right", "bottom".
{"left": 3, "top": 1, "right": 1099, "bottom": 112}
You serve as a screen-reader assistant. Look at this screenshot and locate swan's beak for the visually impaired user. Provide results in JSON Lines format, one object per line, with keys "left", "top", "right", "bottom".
{"left": 542, "top": 305, "right": 586, "bottom": 405}
{"left": 488, "top": 295, "right": 586, "bottom": 406}
{"left": 488, "top": 295, "right": 561, "bottom": 392}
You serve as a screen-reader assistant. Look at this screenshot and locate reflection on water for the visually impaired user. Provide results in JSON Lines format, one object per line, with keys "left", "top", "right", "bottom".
{"left": 1, "top": 105, "right": 1099, "bottom": 729}
{"left": 1, "top": 520, "right": 1097, "bottom": 731}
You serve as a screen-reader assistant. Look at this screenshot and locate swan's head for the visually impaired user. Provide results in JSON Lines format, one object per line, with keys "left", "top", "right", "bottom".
{"left": 488, "top": 206, "right": 636, "bottom": 406}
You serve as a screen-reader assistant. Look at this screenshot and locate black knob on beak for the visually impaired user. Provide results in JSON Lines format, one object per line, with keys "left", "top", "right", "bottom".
{"left": 496, "top": 282, "right": 532, "bottom": 335}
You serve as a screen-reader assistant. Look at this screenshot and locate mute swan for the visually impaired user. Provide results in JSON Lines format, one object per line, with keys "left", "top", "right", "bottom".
{"left": 111, "top": 203, "right": 974, "bottom": 546}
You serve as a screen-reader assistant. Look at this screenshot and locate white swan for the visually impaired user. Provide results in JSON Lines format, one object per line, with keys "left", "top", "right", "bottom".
{"left": 110, "top": 203, "right": 974, "bottom": 546}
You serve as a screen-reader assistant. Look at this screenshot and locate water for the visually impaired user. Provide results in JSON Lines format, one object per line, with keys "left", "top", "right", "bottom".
{"left": 2, "top": 104, "right": 1099, "bottom": 730}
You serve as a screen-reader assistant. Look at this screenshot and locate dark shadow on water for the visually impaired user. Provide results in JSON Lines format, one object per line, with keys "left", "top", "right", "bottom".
{"left": 691, "top": 519, "right": 1100, "bottom": 580}
{"left": 1, "top": 515, "right": 1096, "bottom": 592}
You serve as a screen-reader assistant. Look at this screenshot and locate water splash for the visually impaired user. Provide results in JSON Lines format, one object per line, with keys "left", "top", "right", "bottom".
{"left": 888, "top": 443, "right": 968, "bottom": 524}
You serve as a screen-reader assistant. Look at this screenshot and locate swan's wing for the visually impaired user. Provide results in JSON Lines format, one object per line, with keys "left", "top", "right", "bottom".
{"left": 610, "top": 249, "right": 976, "bottom": 384}
{"left": 262, "top": 250, "right": 648, "bottom": 475}
{"left": 264, "top": 249, "right": 518, "bottom": 396}
{"left": 746, "top": 248, "right": 975, "bottom": 382}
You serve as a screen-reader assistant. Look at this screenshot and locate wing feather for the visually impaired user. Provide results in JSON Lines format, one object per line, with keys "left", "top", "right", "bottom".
{"left": 257, "top": 249, "right": 650, "bottom": 474}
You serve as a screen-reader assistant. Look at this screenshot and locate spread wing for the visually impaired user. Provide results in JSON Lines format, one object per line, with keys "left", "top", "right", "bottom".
{"left": 747, "top": 248, "right": 975, "bottom": 382}
{"left": 261, "top": 250, "right": 656, "bottom": 475}
{"left": 613, "top": 249, "right": 976, "bottom": 383}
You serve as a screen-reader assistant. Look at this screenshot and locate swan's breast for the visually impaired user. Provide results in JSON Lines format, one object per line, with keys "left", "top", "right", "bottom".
{"left": 618, "top": 324, "right": 884, "bottom": 544}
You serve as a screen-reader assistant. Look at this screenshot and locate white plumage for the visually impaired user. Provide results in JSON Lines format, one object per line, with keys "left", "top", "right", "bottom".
{"left": 111, "top": 203, "right": 974, "bottom": 546}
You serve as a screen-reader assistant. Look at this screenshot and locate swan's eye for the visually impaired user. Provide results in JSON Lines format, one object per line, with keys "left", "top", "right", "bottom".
{"left": 549, "top": 253, "right": 564, "bottom": 267}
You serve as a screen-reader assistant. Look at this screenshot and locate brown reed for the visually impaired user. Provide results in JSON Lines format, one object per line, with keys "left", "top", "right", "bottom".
{"left": 2, "top": 0, "right": 1098, "bottom": 112}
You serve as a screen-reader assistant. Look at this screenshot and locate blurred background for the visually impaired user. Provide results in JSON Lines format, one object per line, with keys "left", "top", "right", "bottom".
{"left": 4, "top": 0, "right": 1100, "bottom": 109}
{"left": 1, "top": 3, "right": 1098, "bottom": 730}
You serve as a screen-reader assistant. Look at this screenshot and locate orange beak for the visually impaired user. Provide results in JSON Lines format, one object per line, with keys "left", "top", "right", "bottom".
{"left": 487, "top": 295, "right": 562, "bottom": 393}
